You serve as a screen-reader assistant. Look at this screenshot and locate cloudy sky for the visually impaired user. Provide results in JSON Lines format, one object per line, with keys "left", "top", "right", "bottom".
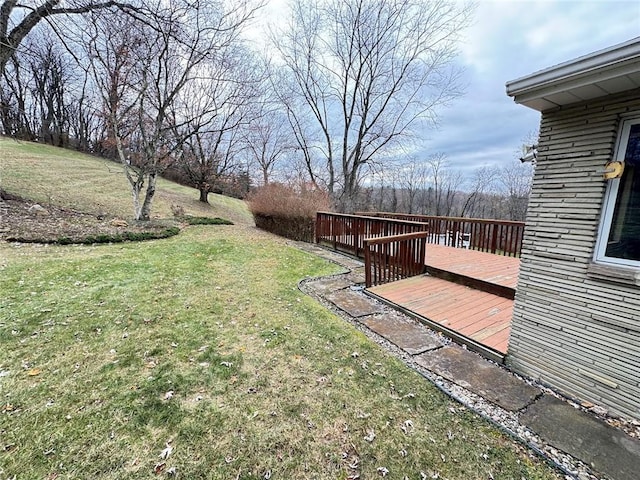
{"left": 421, "top": 0, "right": 640, "bottom": 172}
{"left": 251, "top": 0, "right": 640, "bottom": 176}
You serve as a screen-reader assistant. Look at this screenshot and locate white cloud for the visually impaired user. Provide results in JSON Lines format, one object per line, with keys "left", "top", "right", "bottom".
{"left": 424, "top": 0, "right": 640, "bottom": 177}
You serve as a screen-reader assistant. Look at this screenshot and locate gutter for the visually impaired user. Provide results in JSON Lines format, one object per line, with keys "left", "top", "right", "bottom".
{"left": 506, "top": 36, "right": 640, "bottom": 98}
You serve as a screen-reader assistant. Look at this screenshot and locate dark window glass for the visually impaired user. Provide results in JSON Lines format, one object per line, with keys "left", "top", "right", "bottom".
{"left": 625, "top": 123, "right": 640, "bottom": 166}
{"left": 605, "top": 124, "right": 640, "bottom": 261}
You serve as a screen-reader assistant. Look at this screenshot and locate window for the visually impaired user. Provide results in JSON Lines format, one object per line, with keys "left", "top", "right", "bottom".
{"left": 595, "top": 118, "right": 640, "bottom": 267}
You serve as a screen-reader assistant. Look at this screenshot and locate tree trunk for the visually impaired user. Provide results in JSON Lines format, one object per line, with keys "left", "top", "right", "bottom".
{"left": 199, "top": 188, "right": 209, "bottom": 204}
{"left": 138, "top": 172, "right": 157, "bottom": 221}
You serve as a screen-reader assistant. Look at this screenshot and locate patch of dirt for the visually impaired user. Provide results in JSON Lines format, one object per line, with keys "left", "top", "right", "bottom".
{"left": 0, "top": 191, "right": 171, "bottom": 243}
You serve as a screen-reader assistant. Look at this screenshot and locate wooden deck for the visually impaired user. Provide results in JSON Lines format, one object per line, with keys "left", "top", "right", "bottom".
{"left": 367, "top": 245, "right": 521, "bottom": 361}
{"left": 425, "top": 244, "right": 520, "bottom": 290}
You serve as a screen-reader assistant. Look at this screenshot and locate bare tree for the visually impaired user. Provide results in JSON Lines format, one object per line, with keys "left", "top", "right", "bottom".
{"left": 84, "top": 1, "right": 258, "bottom": 219}
{"left": 497, "top": 160, "right": 534, "bottom": 221}
{"left": 460, "top": 166, "right": 497, "bottom": 218}
{"left": 26, "top": 31, "right": 76, "bottom": 147}
{"left": 67, "top": 68, "right": 101, "bottom": 153}
{"left": 243, "top": 105, "right": 294, "bottom": 186}
{"left": 174, "top": 42, "right": 262, "bottom": 203}
{"left": 424, "top": 153, "right": 462, "bottom": 216}
{"left": 0, "top": 1, "right": 147, "bottom": 74}
{"left": 398, "top": 157, "right": 429, "bottom": 214}
{"left": 1, "top": 28, "right": 79, "bottom": 143}
{"left": 275, "top": 0, "right": 471, "bottom": 211}
{"left": 0, "top": 54, "right": 34, "bottom": 138}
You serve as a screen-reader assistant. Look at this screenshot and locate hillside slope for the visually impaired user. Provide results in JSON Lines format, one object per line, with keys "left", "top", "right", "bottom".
{"left": 0, "top": 137, "right": 253, "bottom": 225}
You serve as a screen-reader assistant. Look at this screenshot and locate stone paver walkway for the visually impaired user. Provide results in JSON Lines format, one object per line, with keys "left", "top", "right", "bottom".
{"left": 415, "top": 346, "right": 540, "bottom": 412}
{"left": 295, "top": 241, "right": 640, "bottom": 480}
{"left": 521, "top": 395, "right": 640, "bottom": 480}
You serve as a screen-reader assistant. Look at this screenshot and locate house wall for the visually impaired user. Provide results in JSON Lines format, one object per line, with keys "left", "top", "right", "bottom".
{"left": 508, "top": 88, "right": 640, "bottom": 421}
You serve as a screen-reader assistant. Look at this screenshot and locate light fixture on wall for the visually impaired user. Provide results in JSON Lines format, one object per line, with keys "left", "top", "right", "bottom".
{"left": 520, "top": 144, "right": 537, "bottom": 163}
{"left": 602, "top": 161, "right": 625, "bottom": 180}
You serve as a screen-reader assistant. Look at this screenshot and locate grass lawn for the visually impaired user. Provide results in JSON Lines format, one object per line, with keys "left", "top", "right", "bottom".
{"left": 0, "top": 138, "right": 253, "bottom": 225}
{"left": 0, "top": 226, "right": 562, "bottom": 479}
{"left": 0, "top": 140, "right": 562, "bottom": 478}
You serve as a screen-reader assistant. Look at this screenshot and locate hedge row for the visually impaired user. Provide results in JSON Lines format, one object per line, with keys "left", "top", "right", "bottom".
{"left": 184, "top": 216, "right": 234, "bottom": 226}
{"left": 247, "top": 183, "right": 330, "bottom": 242}
{"left": 252, "top": 213, "right": 315, "bottom": 242}
{"left": 6, "top": 227, "right": 181, "bottom": 245}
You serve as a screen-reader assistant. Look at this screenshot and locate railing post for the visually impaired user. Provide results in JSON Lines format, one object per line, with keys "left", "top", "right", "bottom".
{"left": 355, "top": 217, "right": 361, "bottom": 257}
{"left": 364, "top": 239, "right": 372, "bottom": 287}
{"left": 315, "top": 212, "right": 321, "bottom": 244}
{"left": 491, "top": 224, "right": 499, "bottom": 254}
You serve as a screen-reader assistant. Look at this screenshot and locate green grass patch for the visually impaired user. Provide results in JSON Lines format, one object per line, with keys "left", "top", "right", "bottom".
{"left": 0, "top": 226, "right": 562, "bottom": 479}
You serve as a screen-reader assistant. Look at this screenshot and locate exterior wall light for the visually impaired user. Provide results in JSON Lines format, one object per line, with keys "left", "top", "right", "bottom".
{"left": 520, "top": 144, "right": 537, "bottom": 163}
{"left": 602, "top": 160, "right": 625, "bottom": 180}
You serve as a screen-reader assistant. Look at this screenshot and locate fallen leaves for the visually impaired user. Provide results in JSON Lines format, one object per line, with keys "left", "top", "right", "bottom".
{"left": 154, "top": 441, "right": 176, "bottom": 475}
{"left": 145, "top": 360, "right": 158, "bottom": 369}
{"left": 377, "top": 466, "right": 389, "bottom": 477}
{"left": 400, "top": 420, "right": 414, "bottom": 435}
{"left": 27, "top": 368, "right": 41, "bottom": 376}
{"left": 159, "top": 443, "right": 173, "bottom": 460}
{"left": 364, "top": 429, "right": 376, "bottom": 442}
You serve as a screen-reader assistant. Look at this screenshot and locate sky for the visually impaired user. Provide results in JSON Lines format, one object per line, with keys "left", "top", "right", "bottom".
{"left": 249, "top": 0, "right": 640, "bottom": 176}
{"left": 430, "top": 0, "right": 640, "bottom": 173}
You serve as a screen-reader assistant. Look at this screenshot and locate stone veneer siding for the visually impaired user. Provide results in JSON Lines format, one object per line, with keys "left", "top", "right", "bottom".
{"left": 508, "top": 88, "right": 640, "bottom": 421}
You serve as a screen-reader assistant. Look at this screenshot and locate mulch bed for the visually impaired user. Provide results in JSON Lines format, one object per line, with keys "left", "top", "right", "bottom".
{"left": 0, "top": 192, "right": 173, "bottom": 243}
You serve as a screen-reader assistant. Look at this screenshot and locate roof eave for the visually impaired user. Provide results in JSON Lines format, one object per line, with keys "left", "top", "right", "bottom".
{"left": 506, "top": 36, "right": 640, "bottom": 112}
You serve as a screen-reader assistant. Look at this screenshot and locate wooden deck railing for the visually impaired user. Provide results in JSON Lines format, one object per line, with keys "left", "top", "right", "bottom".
{"left": 355, "top": 212, "right": 525, "bottom": 257}
{"left": 315, "top": 212, "right": 428, "bottom": 258}
{"left": 364, "top": 232, "right": 428, "bottom": 287}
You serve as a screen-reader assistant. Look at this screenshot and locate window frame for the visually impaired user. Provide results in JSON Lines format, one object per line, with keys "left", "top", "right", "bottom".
{"left": 594, "top": 116, "right": 640, "bottom": 268}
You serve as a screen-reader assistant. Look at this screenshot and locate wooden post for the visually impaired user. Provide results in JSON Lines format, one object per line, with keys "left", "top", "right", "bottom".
{"left": 491, "top": 224, "right": 499, "bottom": 254}
{"left": 364, "top": 238, "right": 372, "bottom": 287}
{"left": 315, "top": 212, "right": 321, "bottom": 244}
{"left": 355, "top": 216, "right": 361, "bottom": 257}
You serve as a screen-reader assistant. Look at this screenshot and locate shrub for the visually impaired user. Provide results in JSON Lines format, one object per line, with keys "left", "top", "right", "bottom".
{"left": 184, "top": 216, "right": 234, "bottom": 226}
{"left": 80, "top": 227, "right": 181, "bottom": 244}
{"left": 247, "top": 183, "right": 331, "bottom": 242}
{"left": 7, "top": 227, "right": 181, "bottom": 245}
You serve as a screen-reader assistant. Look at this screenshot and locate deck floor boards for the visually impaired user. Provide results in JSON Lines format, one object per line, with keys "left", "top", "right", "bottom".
{"left": 368, "top": 246, "right": 520, "bottom": 355}
{"left": 426, "top": 244, "right": 520, "bottom": 289}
